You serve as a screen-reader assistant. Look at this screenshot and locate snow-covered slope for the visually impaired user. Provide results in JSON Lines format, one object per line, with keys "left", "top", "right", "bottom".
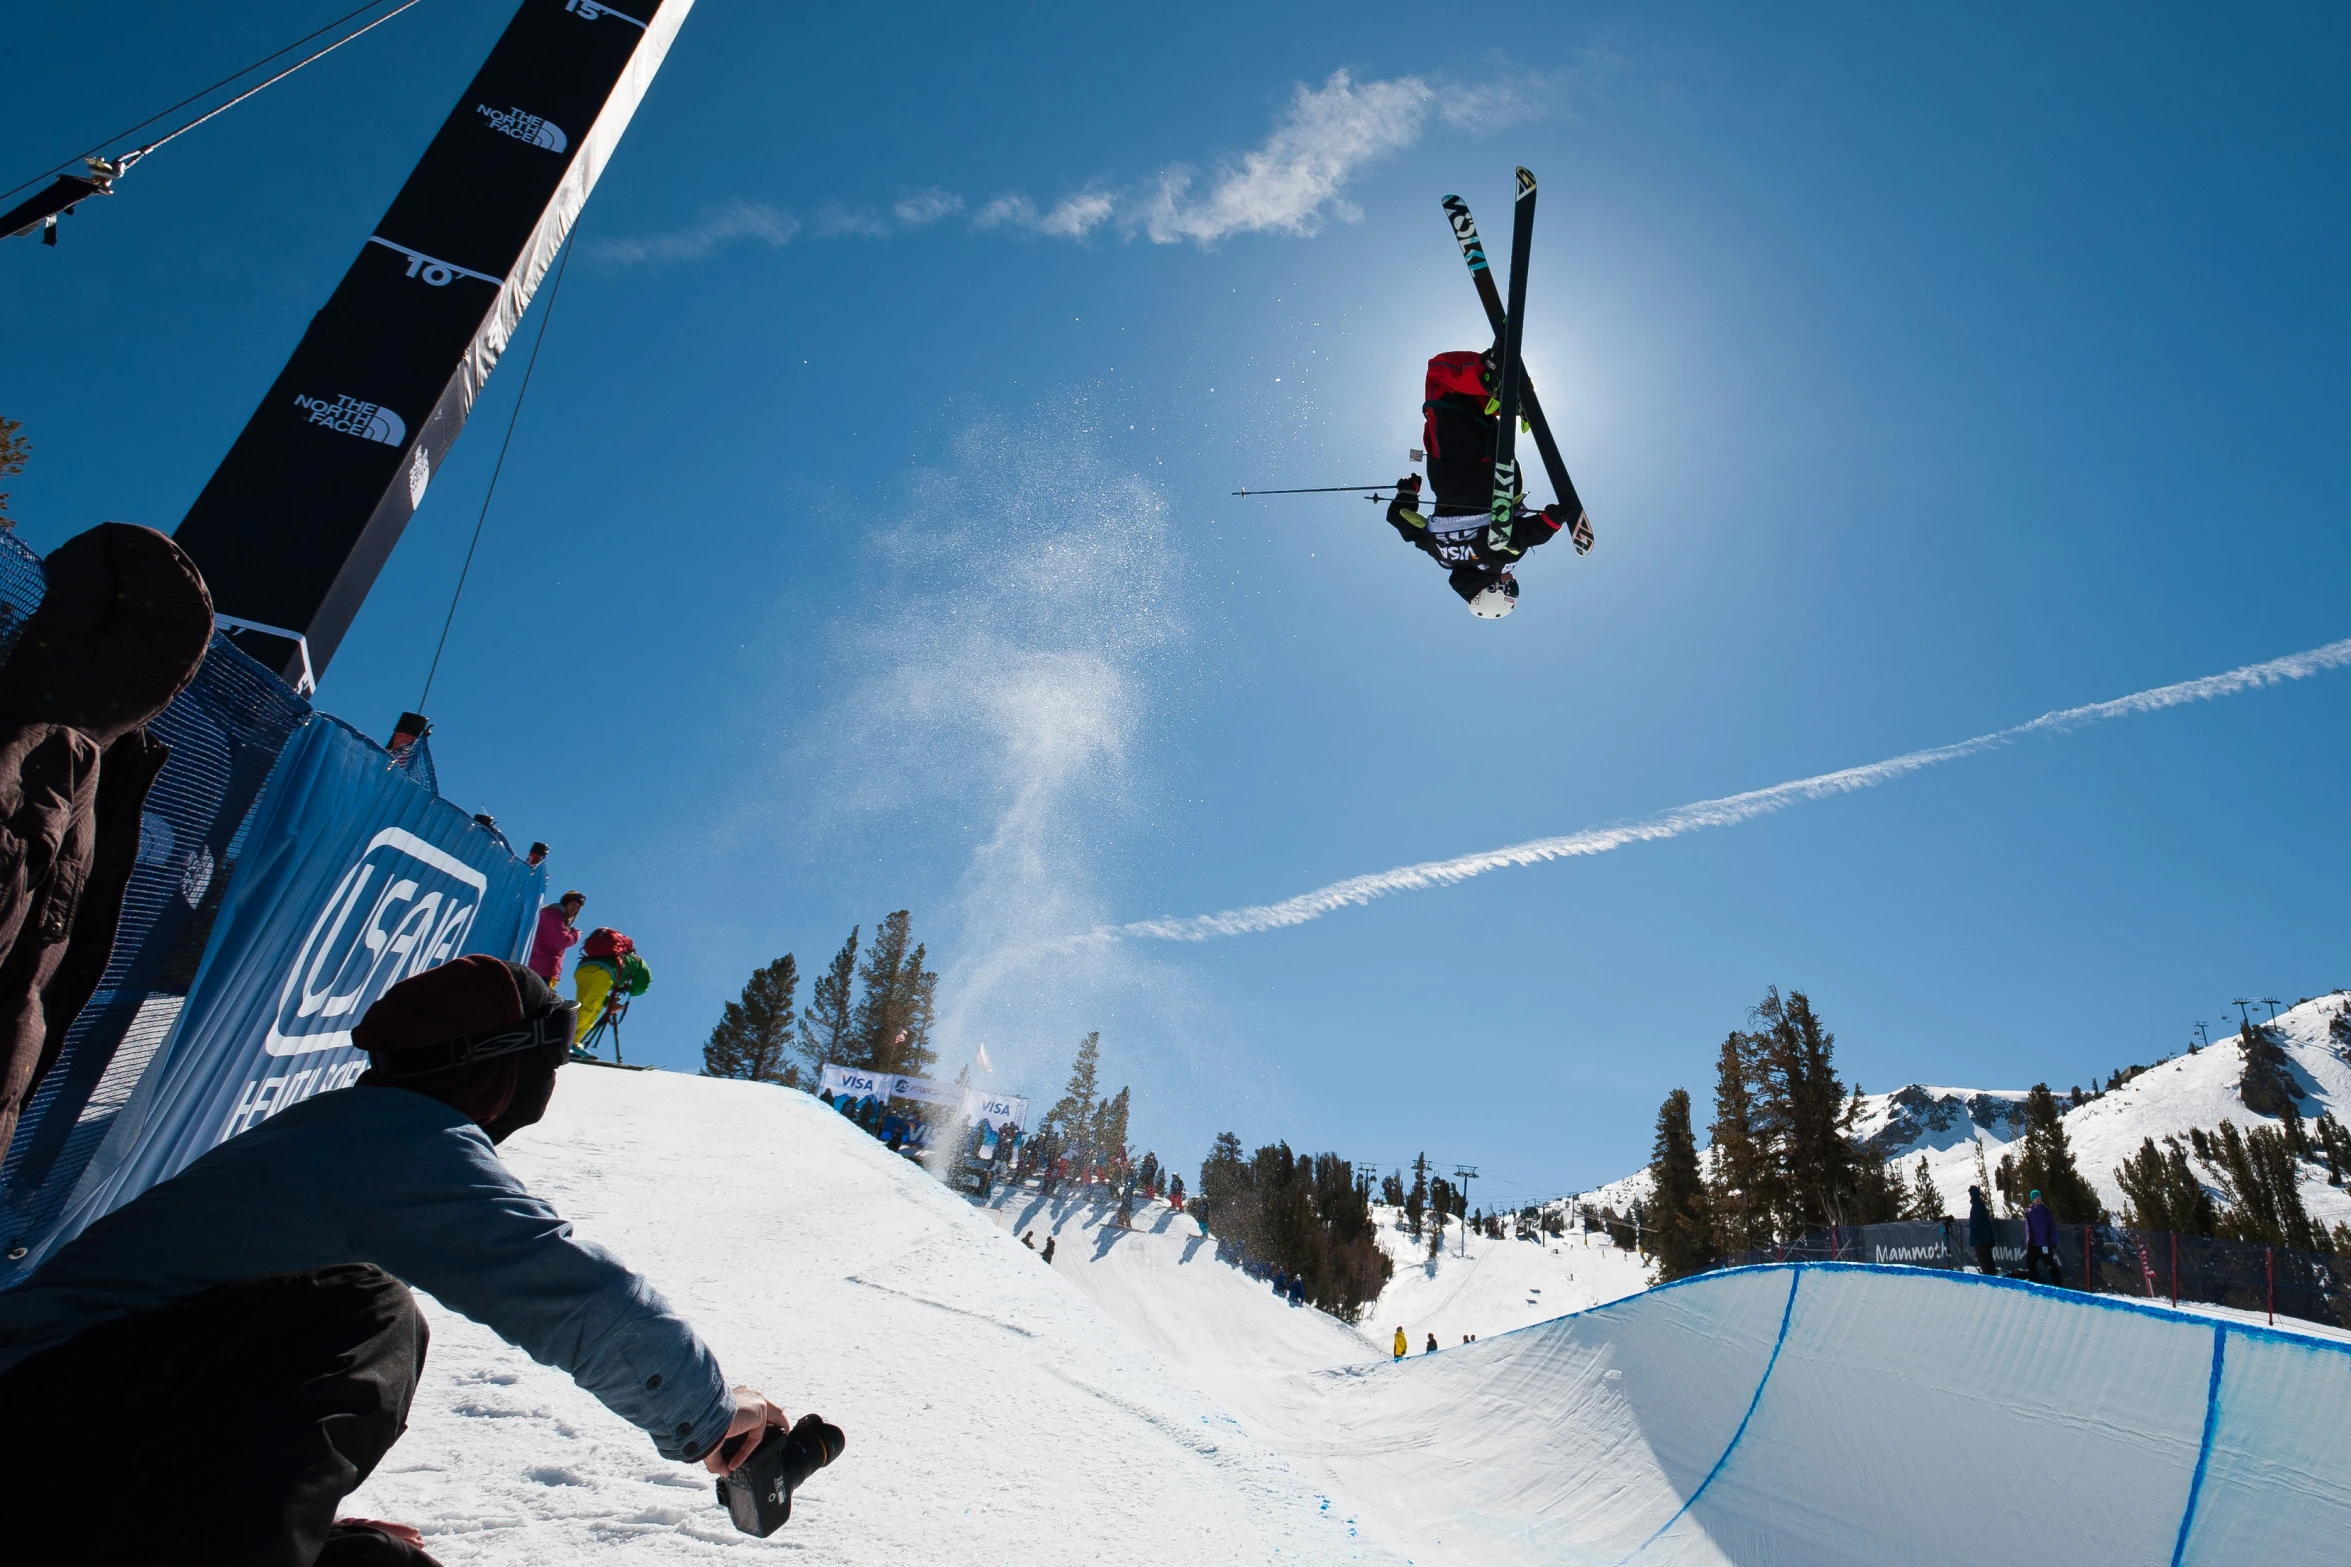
{"left": 964, "top": 1191, "right": 1652, "bottom": 1386}
{"left": 340, "top": 1068, "right": 1399, "bottom": 1565}
{"left": 1586, "top": 994, "right": 2351, "bottom": 1227}
{"left": 968, "top": 1187, "right": 1374, "bottom": 1419}
{"left": 334, "top": 1063, "right": 2351, "bottom": 1564}
{"left": 1360, "top": 1203, "right": 1652, "bottom": 1347}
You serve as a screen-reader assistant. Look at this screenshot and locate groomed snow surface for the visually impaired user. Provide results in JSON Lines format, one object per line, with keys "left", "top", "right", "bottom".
{"left": 346, "top": 1065, "right": 2351, "bottom": 1563}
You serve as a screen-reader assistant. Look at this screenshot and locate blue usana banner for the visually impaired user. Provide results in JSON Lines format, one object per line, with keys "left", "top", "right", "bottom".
{"left": 2, "top": 714, "right": 540, "bottom": 1280}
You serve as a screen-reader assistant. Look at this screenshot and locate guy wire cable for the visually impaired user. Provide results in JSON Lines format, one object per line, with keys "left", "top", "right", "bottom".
{"left": 1, "top": 0, "right": 425, "bottom": 203}
{"left": 417, "top": 229, "right": 576, "bottom": 711}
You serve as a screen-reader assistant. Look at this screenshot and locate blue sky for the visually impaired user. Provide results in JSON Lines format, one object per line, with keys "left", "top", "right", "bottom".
{"left": 6, "top": 2, "right": 2350, "bottom": 1205}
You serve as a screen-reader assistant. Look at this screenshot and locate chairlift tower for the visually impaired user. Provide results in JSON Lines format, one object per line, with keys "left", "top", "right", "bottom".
{"left": 1452, "top": 1165, "right": 1478, "bottom": 1257}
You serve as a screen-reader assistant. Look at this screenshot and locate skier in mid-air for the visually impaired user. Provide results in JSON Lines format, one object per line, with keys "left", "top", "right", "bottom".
{"left": 1386, "top": 173, "right": 1596, "bottom": 618}
{"left": 1384, "top": 346, "right": 1592, "bottom": 618}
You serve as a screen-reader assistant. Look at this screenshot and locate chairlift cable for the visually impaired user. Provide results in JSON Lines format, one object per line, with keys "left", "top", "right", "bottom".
{"left": 0, "top": 0, "right": 423, "bottom": 204}
{"left": 417, "top": 228, "right": 577, "bottom": 712}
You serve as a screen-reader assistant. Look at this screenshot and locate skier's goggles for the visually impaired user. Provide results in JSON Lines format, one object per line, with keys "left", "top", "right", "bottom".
{"left": 370, "top": 1001, "right": 579, "bottom": 1078}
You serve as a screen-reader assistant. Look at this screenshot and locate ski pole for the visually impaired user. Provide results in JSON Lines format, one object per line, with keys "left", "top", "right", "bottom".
{"left": 1231, "top": 484, "right": 1407, "bottom": 497}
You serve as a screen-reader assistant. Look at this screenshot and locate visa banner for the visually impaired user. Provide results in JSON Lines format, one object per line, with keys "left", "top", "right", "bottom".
{"left": 17, "top": 715, "right": 540, "bottom": 1270}
{"left": 819, "top": 1064, "right": 887, "bottom": 1103}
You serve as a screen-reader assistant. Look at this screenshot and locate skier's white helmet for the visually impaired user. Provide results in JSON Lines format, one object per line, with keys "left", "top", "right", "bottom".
{"left": 1468, "top": 577, "right": 1518, "bottom": 619}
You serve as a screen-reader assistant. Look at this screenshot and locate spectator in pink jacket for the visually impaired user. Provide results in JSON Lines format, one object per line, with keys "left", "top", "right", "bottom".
{"left": 527, "top": 891, "right": 585, "bottom": 984}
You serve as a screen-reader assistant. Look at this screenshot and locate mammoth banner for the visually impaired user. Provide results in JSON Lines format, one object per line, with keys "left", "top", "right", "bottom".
{"left": 1, "top": 715, "right": 540, "bottom": 1279}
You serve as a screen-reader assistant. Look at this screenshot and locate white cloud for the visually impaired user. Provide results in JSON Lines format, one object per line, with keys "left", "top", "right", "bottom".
{"left": 972, "top": 191, "right": 1116, "bottom": 238}
{"left": 589, "top": 200, "right": 799, "bottom": 265}
{"left": 807, "top": 202, "right": 890, "bottom": 239}
{"left": 893, "top": 187, "right": 965, "bottom": 227}
{"left": 595, "top": 60, "right": 1564, "bottom": 266}
{"left": 1437, "top": 74, "right": 1551, "bottom": 133}
{"left": 1036, "top": 192, "right": 1116, "bottom": 238}
{"left": 1133, "top": 70, "right": 1434, "bottom": 246}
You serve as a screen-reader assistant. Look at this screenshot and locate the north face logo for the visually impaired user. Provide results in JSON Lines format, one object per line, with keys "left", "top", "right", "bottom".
{"left": 478, "top": 104, "right": 567, "bottom": 152}
{"left": 293, "top": 393, "right": 405, "bottom": 446}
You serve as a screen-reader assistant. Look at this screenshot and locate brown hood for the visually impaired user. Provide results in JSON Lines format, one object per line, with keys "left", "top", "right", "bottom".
{"left": 0, "top": 523, "right": 213, "bottom": 745}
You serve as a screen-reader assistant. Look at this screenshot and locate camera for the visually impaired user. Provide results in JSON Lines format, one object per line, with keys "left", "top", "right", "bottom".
{"left": 713, "top": 1413, "right": 846, "bottom": 1537}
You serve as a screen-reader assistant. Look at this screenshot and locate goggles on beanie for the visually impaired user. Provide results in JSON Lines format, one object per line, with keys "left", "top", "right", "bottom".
{"left": 368, "top": 1001, "right": 578, "bottom": 1080}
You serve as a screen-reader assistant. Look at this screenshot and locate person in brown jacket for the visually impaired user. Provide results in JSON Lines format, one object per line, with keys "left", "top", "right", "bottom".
{"left": 0, "top": 522, "right": 211, "bottom": 1166}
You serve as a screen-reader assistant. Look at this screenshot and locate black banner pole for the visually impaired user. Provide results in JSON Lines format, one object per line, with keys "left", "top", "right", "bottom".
{"left": 174, "top": 0, "right": 695, "bottom": 691}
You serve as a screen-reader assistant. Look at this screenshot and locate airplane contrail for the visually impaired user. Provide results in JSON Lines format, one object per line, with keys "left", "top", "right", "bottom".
{"left": 1116, "top": 636, "right": 2351, "bottom": 942}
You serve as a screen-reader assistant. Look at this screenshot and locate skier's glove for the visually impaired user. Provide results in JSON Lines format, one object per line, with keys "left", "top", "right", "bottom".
{"left": 1543, "top": 503, "right": 1595, "bottom": 557}
{"left": 1386, "top": 476, "right": 1429, "bottom": 538}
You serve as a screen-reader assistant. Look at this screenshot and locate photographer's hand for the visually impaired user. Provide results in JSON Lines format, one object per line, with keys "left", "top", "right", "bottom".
{"left": 706, "top": 1386, "right": 789, "bottom": 1474}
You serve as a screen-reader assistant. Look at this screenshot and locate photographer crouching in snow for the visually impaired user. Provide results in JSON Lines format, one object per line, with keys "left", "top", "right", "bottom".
{"left": 0, "top": 956, "right": 798, "bottom": 1566}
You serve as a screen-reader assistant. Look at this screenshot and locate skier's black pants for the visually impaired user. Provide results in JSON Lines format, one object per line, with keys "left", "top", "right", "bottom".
{"left": 2024, "top": 1244, "right": 2063, "bottom": 1285}
{"left": 1973, "top": 1243, "right": 1996, "bottom": 1275}
{"left": 0, "top": 1264, "right": 428, "bottom": 1567}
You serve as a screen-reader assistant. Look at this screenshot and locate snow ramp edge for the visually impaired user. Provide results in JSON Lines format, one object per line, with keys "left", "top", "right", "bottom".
{"left": 1296, "top": 1261, "right": 2351, "bottom": 1566}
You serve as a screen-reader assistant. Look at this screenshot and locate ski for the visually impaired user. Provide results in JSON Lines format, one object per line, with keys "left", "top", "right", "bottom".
{"left": 1443, "top": 190, "right": 1592, "bottom": 552}
{"left": 1486, "top": 168, "right": 1537, "bottom": 538}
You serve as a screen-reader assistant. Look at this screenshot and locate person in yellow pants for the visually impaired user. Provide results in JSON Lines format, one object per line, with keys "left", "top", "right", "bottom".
{"left": 571, "top": 929, "right": 651, "bottom": 1050}
{"left": 573, "top": 956, "right": 616, "bottom": 1047}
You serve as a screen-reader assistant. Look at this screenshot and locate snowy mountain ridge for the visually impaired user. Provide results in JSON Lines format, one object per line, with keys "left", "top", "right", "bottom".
{"left": 1580, "top": 992, "right": 2351, "bottom": 1230}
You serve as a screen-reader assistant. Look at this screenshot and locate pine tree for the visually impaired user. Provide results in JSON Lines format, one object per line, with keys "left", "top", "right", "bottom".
{"left": 1845, "top": 1089, "right": 1908, "bottom": 1226}
{"left": 1706, "top": 1031, "right": 1769, "bottom": 1251}
{"left": 2114, "top": 1136, "right": 2218, "bottom": 1235}
{"left": 2199, "top": 1119, "right": 2321, "bottom": 1251}
{"left": 702, "top": 953, "right": 799, "bottom": 1083}
{"left": 852, "top": 911, "right": 938, "bottom": 1076}
{"left": 1192, "top": 1141, "right": 1392, "bottom": 1319}
{"left": 1196, "top": 1131, "right": 1247, "bottom": 1235}
{"left": 799, "top": 926, "right": 859, "bottom": 1072}
{"left": 2008, "top": 1084, "right": 2103, "bottom": 1222}
{"left": 1091, "top": 1085, "right": 1131, "bottom": 1165}
{"left": 1380, "top": 1171, "right": 1405, "bottom": 1209}
{"left": 0, "top": 416, "right": 27, "bottom": 529}
{"left": 1044, "top": 1032, "right": 1101, "bottom": 1150}
{"left": 1749, "top": 988, "right": 1864, "bottom": 1234}
{"left": 1905, "top": 1156, "right": 1947, "bottom": 1223}
{"left": 1649, "top": 1088, "right": 1713, "bottom": 1281}
{"left": 1310, "top": 1153, "right": 1393, "bottom": 1318}
{"left": 2315, "top": 1112, "right": 2351, "bottom": 1186}
{"left": 1405, "top": 1153, "right": 1429, "bottom": 1239}
{"left": 2238, "top": 1022, "right": 2301, "bottom": 1118}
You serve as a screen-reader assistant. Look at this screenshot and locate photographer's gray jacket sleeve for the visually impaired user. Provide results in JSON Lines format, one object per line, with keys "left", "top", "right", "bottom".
{"left": 0, "top": 1085, "right": 734, "bottom": 1462}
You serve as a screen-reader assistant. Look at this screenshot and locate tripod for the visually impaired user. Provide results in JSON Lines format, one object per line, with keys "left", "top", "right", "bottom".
{"left": 574, "top": 995, "right": 630, "bottom": 1065}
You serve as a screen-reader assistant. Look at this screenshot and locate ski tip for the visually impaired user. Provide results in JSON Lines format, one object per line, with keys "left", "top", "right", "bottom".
{"left": 1515, "top": 167, "right": 1536, "bottom": 195}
